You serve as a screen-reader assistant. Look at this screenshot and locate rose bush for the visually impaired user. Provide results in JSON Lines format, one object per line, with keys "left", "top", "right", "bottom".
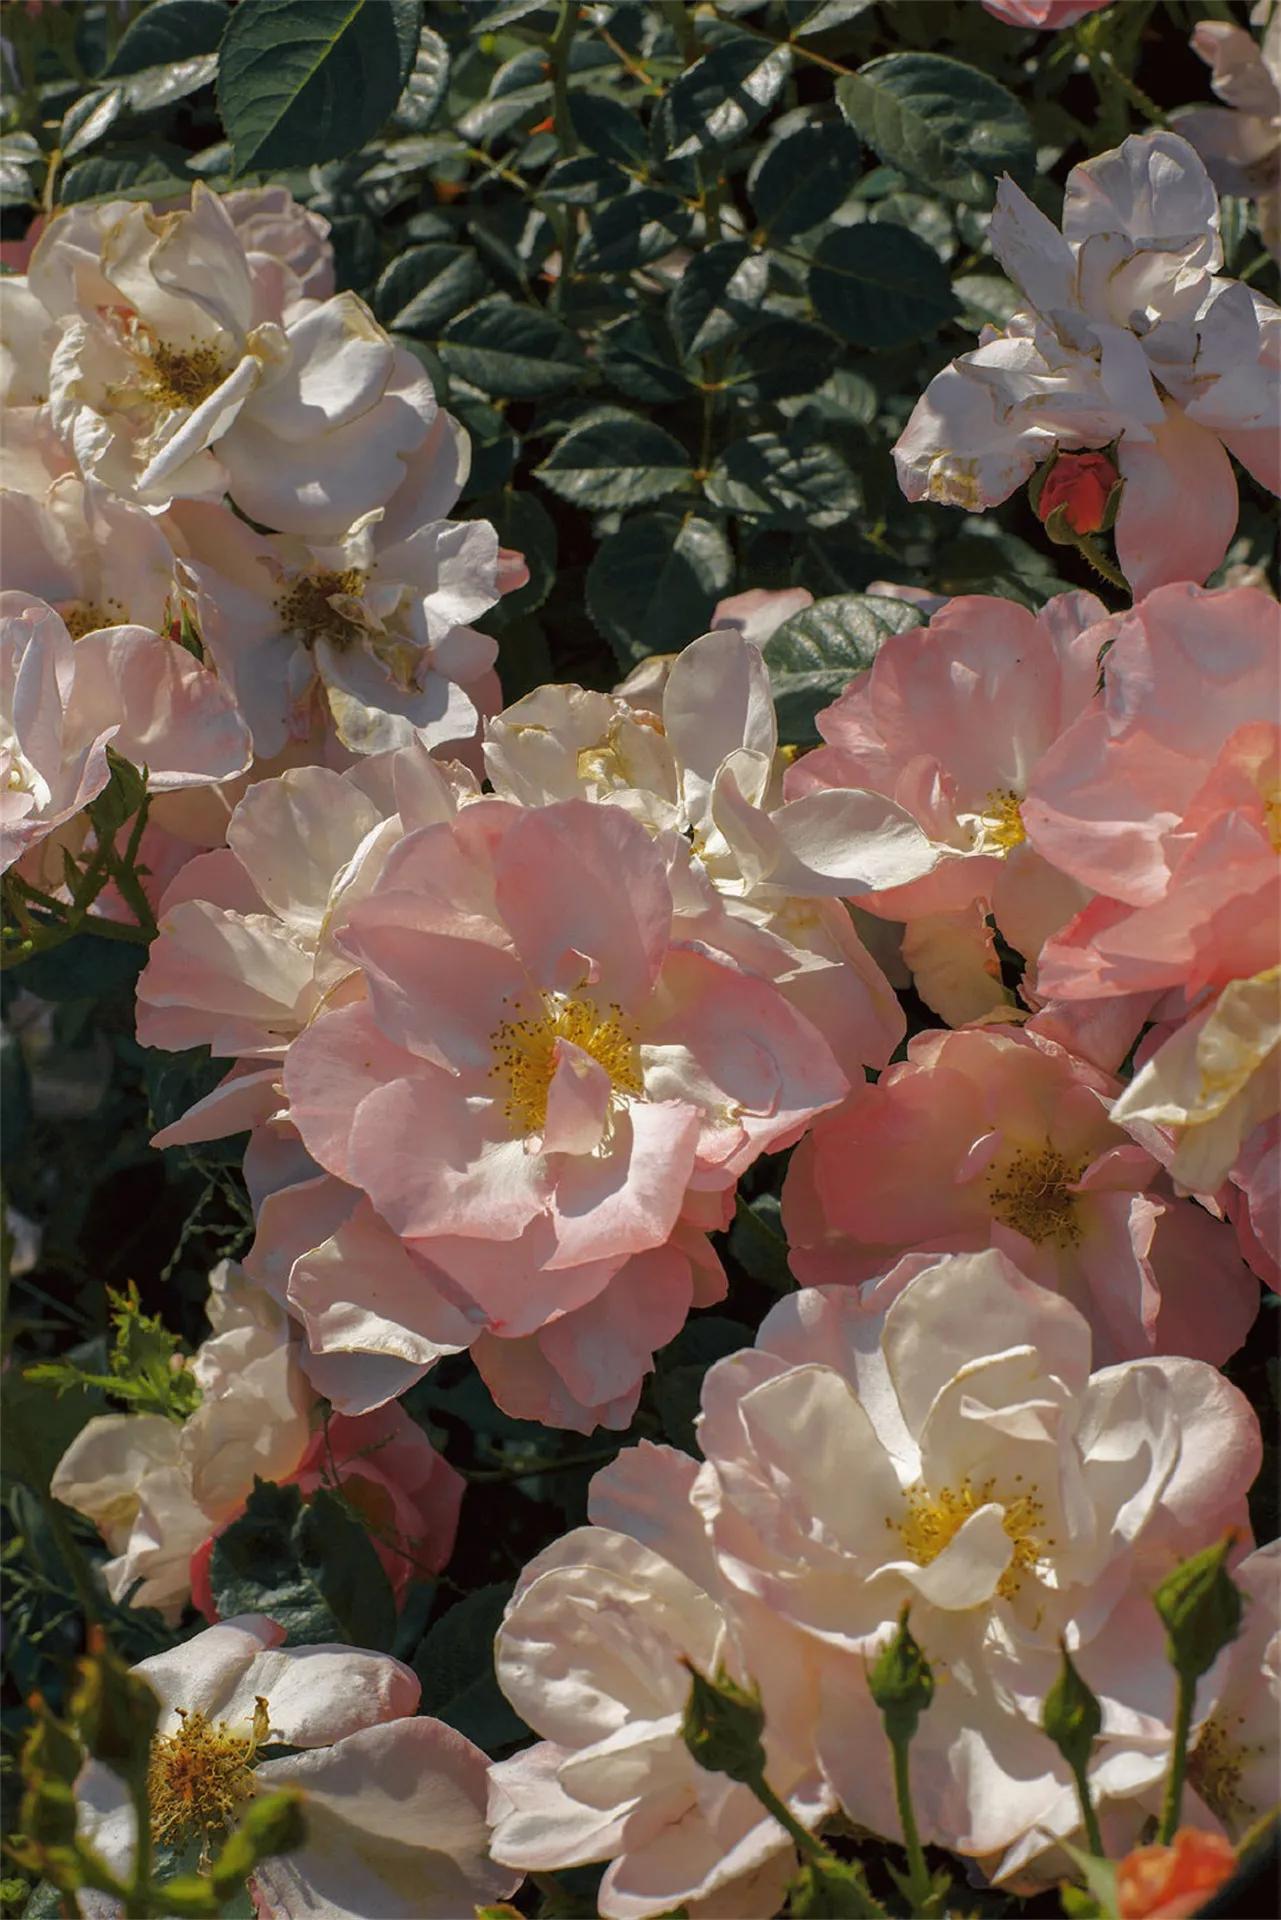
{"left": 2, "top": 5, "right": 1276, "bottom": 1920}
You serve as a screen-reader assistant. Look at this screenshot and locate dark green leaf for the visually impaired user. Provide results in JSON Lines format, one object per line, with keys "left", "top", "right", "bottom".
{"left": 576, "top": 189, "right": 693, "bottom": 275}
{"left": 807, "top": 224, "right": 956, "bottom": 348}
{"left": 668, "top": 242, "right": 769, "bottom": 358}
{"left": 393, "top": 21, "right": 450, "bottom": 132}
{"left": 727, "top": 318, "right": 840, "bottom": 402}
{"left": 374, "top": 245, "right": 486, "bottom": 337}
{"left": 14, "top": 933, "right": 145, "bottom": 1005}
{"left": 440, "top": 297, "right": 586, "bottom": 398}
{"left": 763, "top": 592, "right": 922, "bottom": 745}
{"left": 749, "top": 120, "right": 861, "bottom": 241}
{"left": 103, "top": 0, "right": 224, "bottom": 110}
{"left": 727, "top": 1193, "right": 792, "bottom": 1292}
{"left": 59, "top": 148, "right": 192, "bottom": 204}
{"left": 660, "top": 36, "right": 793, "bottom": 160}
{"left": 413, "top": 1585, "right": 530, "bottom": 1751}
{"left": 569, "top": 90, "right": 648, "bottom": 169}
{"left": 537, "top": 412, "right": 694, "bottom": 511}
{"left": 456, "top": 48, "right": 550, "bottom": 144}
{"left": 705, "top": 431, "right": 861, "bottom": 529}
{"left": 541, "top": 155, "right": 629, "bottom": 205}
{"left": 450, "top": 394, "right": 518, "bottom": 498}
{"left": 209, "top": 1479, "right": 397, "bottom": 1650}
{"left": 60, "top": 88, "right": 124, "bottom": 159}
{"left": 143, "top": 1044, "right": 229, "bottom": 1138}
{"left": 217, "top": 0, "right": 421, "bottom": 175}
{"left": 472, "top": 490, "right": 558, "bottom": 618}
{"left": 586, "top": 512, "right": 732, "bottom": 667}
{"left": 597, "top": 310, "right": 692, "bottom": 405}
{"left": 837, "top": 53, "right": 1035, "bottom": 205}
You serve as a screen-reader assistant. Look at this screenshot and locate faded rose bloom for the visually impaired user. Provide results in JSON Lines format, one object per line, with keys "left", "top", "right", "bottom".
{"left": 73, "top": 1616, "right": 519, "bottom": 1920}
{"left": 783, "top": 1023, "right": 1259, "bottom": 1366}
{"left": 894, "top": 133, "right": 1280, "bottom": 596}
{"left": 982, "top": 0, "right": 1110, "bottom": 24}
{"left": 694, "top": 1250, "right": 1261, "bottom": 1879}
{"left": 21, "top": 187, "right": 441, "bottom": 536}
{"left": 0, "top": 593, "right": 250, "bottom": 875}
{"left": 1176, "top": 6, "right": 1281, "bottom": 264}
{"left": 488, "top": 1444, "right": 828, "bottom": 1919}
{"left": 220, "top": 185, "right": 335, "bottom": 309}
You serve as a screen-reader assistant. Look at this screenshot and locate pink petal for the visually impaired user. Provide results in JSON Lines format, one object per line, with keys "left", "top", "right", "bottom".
{"left": 1115, "top": 406, "right": 1238, "bottom": 597}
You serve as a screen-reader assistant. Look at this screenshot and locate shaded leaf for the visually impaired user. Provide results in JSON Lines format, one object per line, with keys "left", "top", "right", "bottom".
{"left": 763, "top": 592, "right": 923, "bottom": 745}
{"left": 413, "top": 1584, "right": 530, "bottom": 1751}
{"left": 807, "top": 223, "right": 956, "bottom": 349}
{"left": 536, "top": 413, "right": 694, "bottom": 511}
{"left": 209, "top": 1480, "right": 397, "bottom": 1650}
{"left": 749, "top": 120, "right": 861, "bottom": 241}
{"left": 837, "top": 53, "right": 1035, "bottom": 205}
{"left": 705, "top": 431, "right": 861, "bottom": 529}
{"left": 668, "top": 241, "right": 769, "bottom": 357}
{"left": 586, "top": 512, "right": 733, "bottom": 668}
{"left": 661, "top": 36, "right": 793, "bottom": 160}
{"left": 374, "top": 244, "right": 486, "bottom": 336}
{"left": 440, "top": 297, "right": 586, "bottom": 398}
{"left": 577, "top": 188, "right": 693, "bottom": 275}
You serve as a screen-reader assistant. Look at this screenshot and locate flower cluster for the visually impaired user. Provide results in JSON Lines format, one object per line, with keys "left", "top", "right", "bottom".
{"left": 8, "top": 108, "right": 1275, "bottom": 1920}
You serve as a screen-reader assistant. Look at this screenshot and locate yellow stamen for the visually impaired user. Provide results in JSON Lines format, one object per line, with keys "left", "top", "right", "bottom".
{"left": 147, "top": 1697, "right": 269, "bottom": 1857}
{"left": 977, "top": 787, "right": 1027, "bottom": 854}
{"left": 1190, "top": 1711, "right": 1264, "bottom": 1827}
{"left": 143, "top": 340, "right": 228, "bottom": 411}
{"left": 275, "top": 568, "right": 367, "bottom": 651}
{"left": 60, "top": 598, "right": 125, "bottom": 640}
{"left": 988, "top": 1146, "right": 1083, "bottom": 1247}
{"left": 490, "top": 992, "right": 642, "bottom": 1138}
{"left": 890, "top": 1476, "right": 1051, "bottom": 1601}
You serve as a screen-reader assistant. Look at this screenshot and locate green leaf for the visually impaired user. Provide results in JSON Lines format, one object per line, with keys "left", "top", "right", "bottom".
{"left": 471, "top": 490, "right": 558, "bottom": 619}
{"left": 748, "top": 120, "right": 861, "bottom": 241}
{"left": 60, "top": 88, "right": 124, "bottom": 160}
{"left": 763, "top": 593, "right": 922, "bottom": 746}
{"left": 103, "top": 0, "right": 225, "bottom": 111}
{"left": 440, "top": 297, "right": 585, "bottom": 398}
{"left": 727, "top": 1193, "right": 792, "bottom": 1292}
{"left": 727, "top": 317, "right": 840, "bottom": 402}
{"left": 660, "top": 36, "right": 793, "bottom": 160}
{"left": 541, "top": 155, "right": 629, "bottom": 206}
{"left": 837, "top": 53, "right": 1035, "bottom": 205}
{"left": 449, "top": 394, "right": 518, "bottom": 498}
{"left": 210, "top": 1479, "right": 398, "bottom": 1650}
{"left": 59, "top": 148, "right": 192, "bottom": 204}
{"left": 586, "top": 512, "right": 732, "bottom": 668}
{"left": 576, "top": 188, "right": 693, "bottom": 275}
{"left": 807, "top": 224, "right": 956, "bottom": 349}
{"left": 393, "top": 21, "right": 450, "bottom": 132}
{"left": 373, "top": 244, "right": 486, "bottom": 337}
{"left": 705, "top": 430, "right": 861, "bottom": 530}
{"left": 0, "top": 131, "right": 41, "bottom": 203}
{"left": 413, "top": 1585, "right": 530, "bottom": 1751}
{"left": 668, "top": 241, "right": 769, "bottom": 358}
{"left": 536, "top": 412, "right": 694, "bottom": 511}
{"left": 597, "top": 310, "right": 692, "bottom": 405}
{"left": 569, "top": 90, "right": 648, "bottom": 169}
{"left": 216, "top": 0, "right": 421, "bottom": 175}
{"left": 654, "top": 1317, "right": 754, "bottom": 1455}
{"left": 14, "top": 932, "right": 145, "bottom": 1004}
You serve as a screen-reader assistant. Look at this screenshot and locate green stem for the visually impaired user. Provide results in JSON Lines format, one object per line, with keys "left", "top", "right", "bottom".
{"left": 1158, "top": 1670, "right": 1195, "bottom": 1844}
{"left": 1072, "top": 533, "right": 1131, "bottom": 597}
{"left": 1069, "top": 1754, "right": 1106, "bottom": 1859}
{"left": 748, "top": 1771, "right": 830, "bottom": 1868}
{"left": 549, "top": 0, "right": 579, "bottom": 157}
{"left": 889, "top": 1735, "right": 932, "bottom": 1910}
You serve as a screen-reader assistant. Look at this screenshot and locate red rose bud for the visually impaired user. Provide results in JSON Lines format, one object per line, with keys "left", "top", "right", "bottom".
{"left": 1034, "top": 449, "right": 1121, "bottom": 535}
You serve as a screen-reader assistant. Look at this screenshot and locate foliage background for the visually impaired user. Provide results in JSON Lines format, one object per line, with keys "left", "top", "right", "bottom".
{"left": 1, "top": 2, "right": 1277, "bottom": 1913}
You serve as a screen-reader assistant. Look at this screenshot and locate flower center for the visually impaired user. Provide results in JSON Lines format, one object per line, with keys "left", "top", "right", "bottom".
{"left": 143, "top": 339, "right": 229, "bottom": 411}
{"left": 147, "top": 1698, "right": 269, "bottom": 1855}
{"left": 987, "top": 1146, "right": 1083, "bottom": 1247}
{"left": 1189, "top": 1711, "right": 1264, "bottom": 1828}
{"left": 276, "top": 569, "right": 368, "bottom": 651}
{"left": 59, "top": 598, "right": 124, "bottom": 640}
{"left": 976, "top": 787, "right": 1026, "bottom": 855}
{"left": 490, "top": 992, "right": 642, "bottom": 1139}
{"left": 892, "top": 1475, "right": 1052, "bottom": 1601}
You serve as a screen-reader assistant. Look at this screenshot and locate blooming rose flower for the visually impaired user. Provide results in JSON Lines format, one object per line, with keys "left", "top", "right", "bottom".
{"left": 50, "top": 1262, "right": 462, "bottom": 1620}
{"left": 274, "top": 797, "right": 847, "bottom": 1428}
{"left": 1117, "top": 1829, "right": 1237, "bottom": 1919}
{"left": 693, "top": 1249, "right": 1262, "bottom": 1876}
{"left": 783, "top": 1023, "right": 1259, "bottom": 1365}
{"left": 981, "top": 0, "right": 1111, "bottom": 23}
{"left": 782, "top": 591, "right": 1107, "bottom": 1023}
{"left": 1177, "top": 6, "right": 1281, "bottom": 264}
{"left": 1026, "top": 583, "right": 1280, "bottom": 1197}
{"left": 485, "top": 627, "right": 915, "bottom": 1078}
{"left": 1181, "top": 1539, "right": 1279, "bottom": 1840}
{"left": 20, "top": 187, "right": 440, "bottom": 535}
{"left": 219, "top": 184, "right": 336, "bottom": 309}
{"left": 1, "top": 593, "right": 251, "bottom": 874}
{"left": 167, "top": 430, "right": 504, "bottom": 758}
{"left": 0, "top": 472, "right": 178, "bottom": 635}
{"left": 74, "top": 1614, "right": 518, "bottom": 1919}
{"left": 893, "top": 132, "right": 1280, "bottom": 595}
{"left": 488, "top": 1442, "right": 829, "bottom": 1919}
